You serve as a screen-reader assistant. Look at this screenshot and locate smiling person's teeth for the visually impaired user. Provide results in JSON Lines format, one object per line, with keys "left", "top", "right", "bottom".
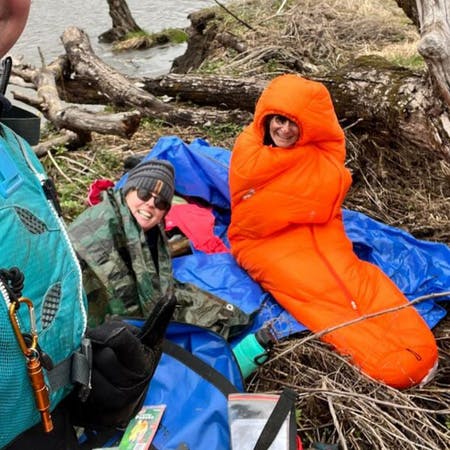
{"left": 138, "top": 210, "right": 152, "bottom": 219}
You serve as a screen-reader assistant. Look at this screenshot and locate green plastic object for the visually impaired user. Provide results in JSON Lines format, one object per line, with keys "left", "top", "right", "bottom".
{"left": 232, "top": 328, "right": 274, "bottom": 378}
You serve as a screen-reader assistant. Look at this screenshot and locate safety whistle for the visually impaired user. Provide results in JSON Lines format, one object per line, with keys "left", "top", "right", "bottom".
{"left": 26, "top": 351, "right": 53, "bottom": 432}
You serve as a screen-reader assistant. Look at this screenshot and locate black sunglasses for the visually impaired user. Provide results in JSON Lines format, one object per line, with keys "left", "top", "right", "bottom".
{"left": 136, "top": 188, "right": 170, "bottom": 211}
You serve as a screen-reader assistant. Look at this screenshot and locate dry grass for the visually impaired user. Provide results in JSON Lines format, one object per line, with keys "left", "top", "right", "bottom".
{"left": 203, "top": 0, "right": 421, "bottom": 76}
{"left": 248, "top": 316, "right": 450, "bottom": 449}
{"left": 344, "top": 131, "right": 450, "bottom": 243}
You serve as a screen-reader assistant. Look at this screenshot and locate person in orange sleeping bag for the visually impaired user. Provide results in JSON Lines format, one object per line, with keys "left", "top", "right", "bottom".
{"left": 228, "top": 74, "right": 438, "bottom": 388}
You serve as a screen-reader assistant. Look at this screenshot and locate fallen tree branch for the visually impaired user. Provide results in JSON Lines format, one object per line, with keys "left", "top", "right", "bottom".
{"left": 140, "top": 72, "right": 266, "bottom": 111}
{"left": 62, "top": 26, "right": 250, "bottom": 126}
{"left": 325, "top": 379, "right": 349, "bottom": 450}
{"left": 11, "top": 57, "right": 142, "bottom": 139}
{"left": 213, "top": 0, "right": 256, "bottom": 31}
{"left": 34, "top": 130, "right": 85, "bottom": 157}
{"left": 35, "top": 67, "right": 141, "bottom": 138}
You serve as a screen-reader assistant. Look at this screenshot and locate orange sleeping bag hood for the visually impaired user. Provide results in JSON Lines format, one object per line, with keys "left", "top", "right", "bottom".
{"left": 229, "top": 74, "right": 438, "bottom": 388}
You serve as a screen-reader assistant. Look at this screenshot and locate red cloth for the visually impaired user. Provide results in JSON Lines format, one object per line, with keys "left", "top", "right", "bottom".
{"left": 166, "top": 203, "right": 229, "bottom": 254}
{"left": 87, "top": 179, "right": 114, "bottom": 206}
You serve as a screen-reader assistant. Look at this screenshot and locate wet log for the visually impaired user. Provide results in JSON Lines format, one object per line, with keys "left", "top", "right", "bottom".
{"left": 100, "top": 0, "right": 143, "bottom": 43}
{"left": 61, "top": 26, "right": 251, "bottom": 126}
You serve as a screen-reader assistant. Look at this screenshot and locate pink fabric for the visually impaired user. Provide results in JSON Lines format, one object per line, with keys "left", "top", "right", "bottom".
{"left": 166, "top": 203, "right": 229, "bottom": 254}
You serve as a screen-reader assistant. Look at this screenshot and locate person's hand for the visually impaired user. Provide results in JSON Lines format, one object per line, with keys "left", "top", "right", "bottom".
{"left": 68, "top": 294, "right": 176, "bottom": 429}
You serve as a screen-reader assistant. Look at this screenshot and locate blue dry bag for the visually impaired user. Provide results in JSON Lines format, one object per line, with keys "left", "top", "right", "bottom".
{"left": 144, "top": 321, "right": 244, "bottom": 450}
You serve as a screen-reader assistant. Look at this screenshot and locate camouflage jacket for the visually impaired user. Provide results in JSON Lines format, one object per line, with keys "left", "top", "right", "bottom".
{"left": 69, "top": 189, "right": 251, "bottom": 338}
{"left": 68, "top": 189, "right": 173, "bottom": 326}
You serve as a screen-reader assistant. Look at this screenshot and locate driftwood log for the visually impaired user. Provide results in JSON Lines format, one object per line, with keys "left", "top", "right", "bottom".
{"left": 99, "top": 0, "right": 143, "bottom": 43}
{"left": 11, "top": 57, "right": 141, "bottom": 140}
{"left": 35, "top": 67, "right": 140, "bottom": 139}
{"left": 141, "top": 73, "right": 265, "bottom": 111}
{"left": 61, "top": 26, "right": 250, "bottom": 126}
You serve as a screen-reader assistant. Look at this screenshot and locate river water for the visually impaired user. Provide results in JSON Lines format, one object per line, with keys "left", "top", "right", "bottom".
{"left": 11, "top": 0, "right": 221, "bottom": 77}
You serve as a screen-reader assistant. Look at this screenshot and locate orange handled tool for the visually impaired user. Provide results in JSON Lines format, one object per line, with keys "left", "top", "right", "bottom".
{"left": 9, "top": 297, "right": 53, "bottom": 432}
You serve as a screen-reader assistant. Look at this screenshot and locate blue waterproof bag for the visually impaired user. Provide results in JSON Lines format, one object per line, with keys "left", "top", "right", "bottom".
{"left": 0, "top": 124, "right": 87, "bottom": 448}
{"left": 143, "top": 321, "right": 244, "bottom": 450}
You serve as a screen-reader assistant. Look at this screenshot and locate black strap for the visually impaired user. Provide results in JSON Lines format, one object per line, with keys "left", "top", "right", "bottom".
{"left": 162, "top": 339, "right": 239, "bottom": 396}
{"left": 253, "top": 388, "right": 297, "bottom": 450}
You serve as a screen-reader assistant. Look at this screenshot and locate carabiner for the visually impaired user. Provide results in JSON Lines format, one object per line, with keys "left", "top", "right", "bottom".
{"left": 8, "top": 297, "right": 38, "bottom": 356}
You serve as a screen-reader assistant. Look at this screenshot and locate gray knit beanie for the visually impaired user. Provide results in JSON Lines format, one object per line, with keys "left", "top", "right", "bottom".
{"left": 123, "top": 159, "right": 175, "bottom": 205}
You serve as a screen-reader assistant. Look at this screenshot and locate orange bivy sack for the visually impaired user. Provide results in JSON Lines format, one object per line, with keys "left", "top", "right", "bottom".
{"left": 228, "top": 74, "right": 438, "bottom": 388}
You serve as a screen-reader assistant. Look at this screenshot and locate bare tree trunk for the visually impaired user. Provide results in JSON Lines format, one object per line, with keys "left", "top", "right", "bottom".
{"left": 416, "top": 0, "right": 450, "bottom": 105}
{"left": 171, "top": 11, "right": 218, "bottom": 74}
{"left": 99, "top": 0, "right": 143, "bottom": 43}
{"left": 396, "top": 0, "right": 450, "bottom": 105}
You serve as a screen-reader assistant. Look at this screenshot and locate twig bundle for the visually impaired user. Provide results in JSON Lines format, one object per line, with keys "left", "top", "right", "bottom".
{"left": 248, "top": 318, "right": 450, "bottom": 449}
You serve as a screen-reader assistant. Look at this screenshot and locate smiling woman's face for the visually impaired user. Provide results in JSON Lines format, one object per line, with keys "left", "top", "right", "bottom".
{"left": 0, "top": 0, "right": 31, "bottom": 58}
{"left": 268, "top": 114, "right": 300, "bottom": 148}
{"left": 125, "top": 189, "right": 166, "bottom": 232}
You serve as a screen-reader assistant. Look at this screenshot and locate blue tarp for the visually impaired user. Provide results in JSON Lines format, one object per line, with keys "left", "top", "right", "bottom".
{"left": 118, "top": 136, "right": 450, "bottom": 339}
